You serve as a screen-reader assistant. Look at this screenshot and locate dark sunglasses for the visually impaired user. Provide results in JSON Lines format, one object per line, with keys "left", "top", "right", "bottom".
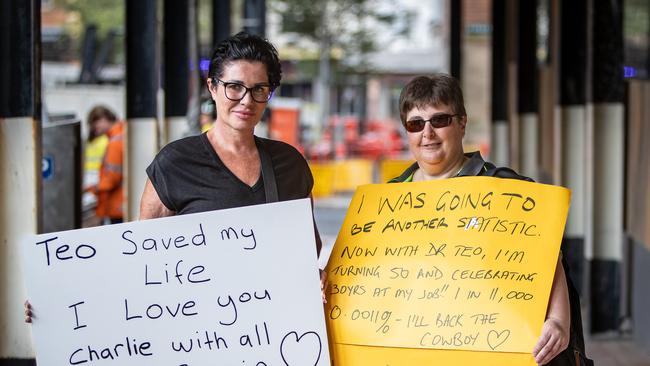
{"left": 403, "top": 113, "right": 461, "bottom": 133}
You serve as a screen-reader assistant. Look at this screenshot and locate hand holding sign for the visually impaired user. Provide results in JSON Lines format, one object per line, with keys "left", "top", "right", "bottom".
{"left": 533, "top": 317, "right": 570, "bottom": 365}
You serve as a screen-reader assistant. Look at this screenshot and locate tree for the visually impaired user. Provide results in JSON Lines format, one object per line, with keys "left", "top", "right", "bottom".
{"left": 50, "top": 0, "right": 125, "bottom": 62}
{"left": 271, "top": 0, "right": 410, "bottom": 70}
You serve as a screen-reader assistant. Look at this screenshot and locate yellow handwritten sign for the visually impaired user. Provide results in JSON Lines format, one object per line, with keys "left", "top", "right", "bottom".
{"left": 325, "top": 177, "right": 570, "bottom": 363}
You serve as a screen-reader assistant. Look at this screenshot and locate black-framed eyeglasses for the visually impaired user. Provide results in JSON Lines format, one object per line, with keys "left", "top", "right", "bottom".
{"left": 403, "top": 113, "right": 461, "bottom": 133}
{"left": 212, "top": 78, "right": 274, "bottom": 103}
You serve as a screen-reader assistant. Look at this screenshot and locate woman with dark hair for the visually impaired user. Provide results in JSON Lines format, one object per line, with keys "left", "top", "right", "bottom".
{"left": 139, "top": 32, "right": 322, "bottom": 253}
{"left": 25, "top": 33, "right": 326, "bottom": 325}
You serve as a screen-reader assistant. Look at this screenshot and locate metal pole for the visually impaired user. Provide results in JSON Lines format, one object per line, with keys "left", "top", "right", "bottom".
{"left": 450, "top": 0, "right": 462, "bottom": 80}
{"left": 491, "top": 0, "right": 509, "bottom": 167}
{"left": 164, "top": 0, "right": 191, "bottom": 141}
{"left": 243, "top": 0, "right": 266, "bottom": 36}
{"left": 0, "top": 0, "right": 40, "bottom": 361}
{"left": 213, "top": 0, "right": 231, "bottom": 46}
{"left": 317, "top": 2, "right": 332, "bottom": 159}
{"left": 126, "top": 0, "right": 160, "bottom": 220}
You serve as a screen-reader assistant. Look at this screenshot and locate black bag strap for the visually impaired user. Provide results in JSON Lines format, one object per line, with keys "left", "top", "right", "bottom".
{"left": 483, "top": 166, "right": 534, "bottom": 182}
{"left": 256, "top": 137, "right": 279, "bottom": 203}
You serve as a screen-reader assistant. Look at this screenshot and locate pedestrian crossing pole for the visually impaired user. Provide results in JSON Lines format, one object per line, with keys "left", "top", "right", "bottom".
{"left": 0, "top": 0, "right": 40, "bottom": 363}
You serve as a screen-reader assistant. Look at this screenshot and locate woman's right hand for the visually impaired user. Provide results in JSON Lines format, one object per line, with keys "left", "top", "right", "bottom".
{"left": 24, "top": 300, "right": 33, "bottom": 323}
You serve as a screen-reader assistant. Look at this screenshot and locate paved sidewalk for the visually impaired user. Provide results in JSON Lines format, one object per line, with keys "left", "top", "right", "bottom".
{"left": 586, "top": 334, "right": 650, "bottom": 365}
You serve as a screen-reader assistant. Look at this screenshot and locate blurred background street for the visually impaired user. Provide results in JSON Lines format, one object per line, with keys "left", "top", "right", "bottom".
{"left": 1, "top": 0, "right": 650, "bottom": 364}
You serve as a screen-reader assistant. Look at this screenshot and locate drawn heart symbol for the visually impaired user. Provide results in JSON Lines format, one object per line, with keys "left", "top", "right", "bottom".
{"left": 487, "top": 329, "right": 511, "bottom": 350}
{"left": 280, "top": 331, "right": 322, "bottom": 366}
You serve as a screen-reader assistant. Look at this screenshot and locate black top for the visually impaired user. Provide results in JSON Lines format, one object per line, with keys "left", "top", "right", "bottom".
{"left": 147, "top": 133, "right": 313, "bottom": 215}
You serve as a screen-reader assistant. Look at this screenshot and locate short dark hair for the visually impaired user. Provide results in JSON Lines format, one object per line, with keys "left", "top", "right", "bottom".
{"left": 399, "top": 74, "right": 466, "bottom": 123}
{"left": 86, "top": 105, "right": 117, "bottom": 141}
{"left": 208, "top": 32, "right": 282, "bottom": 88}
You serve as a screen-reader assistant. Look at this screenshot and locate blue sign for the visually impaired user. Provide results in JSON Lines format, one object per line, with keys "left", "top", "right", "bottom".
{"left": 42, "top": 156, "right": 54, "bottom": 181}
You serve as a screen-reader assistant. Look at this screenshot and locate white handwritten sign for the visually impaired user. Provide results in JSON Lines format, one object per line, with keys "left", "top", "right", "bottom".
{"left": 21, "top": 198, "right": 330, "bottom": 366}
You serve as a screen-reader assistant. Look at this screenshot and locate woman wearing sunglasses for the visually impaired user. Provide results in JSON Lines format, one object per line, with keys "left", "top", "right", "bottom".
{"left": 389, "top": 74, "right": 573, "bottom": 365}
{"left": 138, "top": 32, "right": 321, "bottom": 253}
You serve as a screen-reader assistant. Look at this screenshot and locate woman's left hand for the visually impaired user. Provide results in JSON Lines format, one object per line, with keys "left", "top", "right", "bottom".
{"left": 532, "top": 317, "right": 569, "bottom": 365}
{"left": 320, "top": 269, "right": 328, "bottom": 304}
{"left": 24, "top": 300, "right": 33, "bottom": 323}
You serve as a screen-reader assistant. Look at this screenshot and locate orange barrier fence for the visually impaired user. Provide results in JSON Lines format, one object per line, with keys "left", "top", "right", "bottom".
{"left": 310, "top": 158, "right": 415, "bottom": 198}
{"left": 378, "top": 159, "right": 413, "bottom": 183}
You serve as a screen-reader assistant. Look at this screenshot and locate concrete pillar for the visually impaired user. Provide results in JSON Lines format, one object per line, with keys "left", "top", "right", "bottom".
{"left": 590, "top": 0, "right": 625, "bottom": 333}
{"left": 517, "top": 0, "right": 539, "bottom": 180}
{"left": 213, "top": 0, "right": 231, "bottom": 46}
{"left": 126, "top": 0, "right": 160, "bottom": 221}
{"left": 559, "top": 0, "right": 589, "bottom": 297}
{"left": 450, "top": 0, "right": 462, "bottom": 80}
{"left": 0, "top": 0, "right": 40, "bottom": 363}
{"left": 243, "top": 0, "right": 266, "bottom": 36}
{"left": 164, "top": 0, "right": 191, "bottom": 142}
{"left": 490, "top": 0, "right": 509, "bottom": 167}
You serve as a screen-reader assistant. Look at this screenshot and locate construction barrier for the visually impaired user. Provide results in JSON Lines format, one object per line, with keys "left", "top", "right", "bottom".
{"left": 331, "top": 159, "right": 374, "bottom": 192}
{"left": 310, "top": 159, "right": 416, "bottom": 198}
{"left": 309, "top": 162, "right": 336, "bottom": 198}
{"left": 379, "top": 159, "right": 414, "bottom": 183}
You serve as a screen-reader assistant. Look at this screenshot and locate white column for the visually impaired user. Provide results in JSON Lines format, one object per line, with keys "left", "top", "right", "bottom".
{"left": 126, "top": 118, "right": 159, "bottom": 221}
{"left": 593, "top": 103, "right": 625, "bottom": 261}
{"left": 0, "top": 117, "right": 39, "bottom": 358}
{"left": 491, "top": 122, "right": 509, "bottom": 167}
{"left": 519, "top": 113, "right": 538, "bottom": 180}
{"left": 166, "top": 116, "right": 189, "bottom": 143}
{"left": 561, "top": 105, "right": 587, "bottom": 239}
